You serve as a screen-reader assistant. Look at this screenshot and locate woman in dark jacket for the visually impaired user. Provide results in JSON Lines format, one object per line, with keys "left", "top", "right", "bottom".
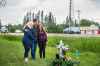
{"left": 38, "top": 24, "right": 47, "bottom": 59}
{"left": 22, "top": 26, "right": 34, "bottom": 62}
{"left": 22, "top": 19, "right": 38, "bottom": 63}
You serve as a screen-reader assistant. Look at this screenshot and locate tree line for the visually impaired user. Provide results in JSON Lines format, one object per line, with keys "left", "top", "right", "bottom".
{"left": 0, "top": 10, "right": 100, "bottom": 33}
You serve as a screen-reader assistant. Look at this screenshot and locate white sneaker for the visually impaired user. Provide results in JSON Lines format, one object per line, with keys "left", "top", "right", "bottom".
{"left": 24, "top": 58, "right": 28, "bottom": 63}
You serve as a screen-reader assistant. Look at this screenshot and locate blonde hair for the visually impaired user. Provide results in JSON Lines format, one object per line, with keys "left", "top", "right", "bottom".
{"left": 23, "top": 21, "right": 34, "bottom": 29}
{"left": 39, "top": 23, "right": 47, "bottom": 34}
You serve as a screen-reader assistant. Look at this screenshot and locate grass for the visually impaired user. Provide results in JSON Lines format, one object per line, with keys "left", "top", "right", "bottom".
{"left": 48, "top": 36, "right": 100, "bottom": 52}
{"left": 0, "top": 35, "right": 100, "bottom": 66}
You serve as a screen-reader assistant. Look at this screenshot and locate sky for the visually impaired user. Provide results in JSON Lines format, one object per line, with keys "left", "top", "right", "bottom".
{"left": 0, "top": 0, "right": 100, "bottom": 25}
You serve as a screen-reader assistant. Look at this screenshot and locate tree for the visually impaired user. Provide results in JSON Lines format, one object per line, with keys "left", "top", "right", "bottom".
{"left": 7, "top": 24, "right": 15, "bottom": 33}
{"left": 41, "top": 10, "right": 44, "bottom": 22}
{"left": 0, "top": 19, "right": 2, "bottom": 29}
{"left": 0, "top": 0, "right": 6, "bottom": 29}
{"left": 23, "top": 15, "right": 28, "bottom": 25}
{"left": 36, "top": 10, "right": 40, "bottom": 21}
{"left": 65, "top": 16, "right": 69, "bottom": 27}
{"left": 48, "top": 12, "right": 55, "bottom": 24}
{"left": 16, "top": 24, "right": 23, "bottom": 31}
{"left": 80, "top": 19, "right": 100, "bottom": 27}
{"left": 43, "top": 12, "right": 65, "bottom": 33}
{"left": 74, "top": 19, "right": 79, "bottom": 27}
{"left": 56, "top": 24, "right": 65, "bottom": 33}
{"left": 0, "top": 0, "right": 6, "bottom": 8}
{"left": 80, "top": 19, "right": 92, "bottom": 26}
{"left": 23, "top": 12, "right": 31, "bottom": 26}
{"left": 7, "top": 24, "right": 23, "bottom": 33}
{"left": 32, "top": 12, "right": 35, "bottom": 20}
{"left": 46, "top": 12, "right": 57, "bottom": 33}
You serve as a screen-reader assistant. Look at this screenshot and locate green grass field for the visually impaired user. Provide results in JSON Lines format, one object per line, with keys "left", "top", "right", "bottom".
{"left": 0, "top": 35, "right": 100, "bottom": 66}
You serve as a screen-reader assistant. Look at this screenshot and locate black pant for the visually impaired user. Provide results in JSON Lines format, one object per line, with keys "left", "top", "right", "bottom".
{"left": 38, "top": 42, "right": 46, "bottom": 58}
{"left": 24, "top": 46, "right": 30, "bottom": 58}
{"left": 23, "top": 41, "right": 37, "bottom": 59}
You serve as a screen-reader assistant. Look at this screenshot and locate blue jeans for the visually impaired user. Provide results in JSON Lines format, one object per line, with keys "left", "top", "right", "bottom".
{"left": 31, "top": 41, "right": 37, "bottom": 59}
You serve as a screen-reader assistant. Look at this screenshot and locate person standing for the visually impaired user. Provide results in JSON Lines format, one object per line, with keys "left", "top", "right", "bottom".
{"left": 22, "top": 19, "right": 38, "bottom": 63}
{"left": 31, "top": 19, "right": 38, "bottom": 60}
{"left": 38, "top": 24, "right": 47, "bottom": 59}
{"left": 22, "top": 25, "right": 34, "bottom": 63}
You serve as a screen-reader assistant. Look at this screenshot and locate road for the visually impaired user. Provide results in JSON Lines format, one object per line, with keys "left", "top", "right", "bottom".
{"left": 47, "top": 33, "right": 100, "bottom": 37}
{"left": 1, "top": 33, "right": 100, "bottom": 37}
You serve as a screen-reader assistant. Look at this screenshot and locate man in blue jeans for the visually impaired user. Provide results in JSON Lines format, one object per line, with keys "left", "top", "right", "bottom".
{"left": 31, "top": 24, "right": 38, "bottom": 60}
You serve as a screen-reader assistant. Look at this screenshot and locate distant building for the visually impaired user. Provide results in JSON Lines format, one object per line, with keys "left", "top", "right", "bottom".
{"left": 80, "top": 25, "right": 99, "bottom": 35}
{"left": 15, "top": 29, "right": 22, "bottom": 33}
{"left": 0, "top": 26, "right": 8, "bottom": 33}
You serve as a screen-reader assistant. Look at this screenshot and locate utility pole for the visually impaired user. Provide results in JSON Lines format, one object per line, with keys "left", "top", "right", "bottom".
{"left": 76, "top": 10, "right": 80, "bottom": 27}
{"left": 68, "top": 0, "right": 73, "bottom": 33}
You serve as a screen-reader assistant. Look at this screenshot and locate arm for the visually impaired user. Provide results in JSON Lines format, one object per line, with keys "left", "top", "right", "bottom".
{"left": 23, "top": 21, "right": 33, "bottom": 29}
{"left": 27, "top": 29, "right": 35, "bottom": 40}
{"left": 24, "top": 27, "right": 35, "bottom": 40}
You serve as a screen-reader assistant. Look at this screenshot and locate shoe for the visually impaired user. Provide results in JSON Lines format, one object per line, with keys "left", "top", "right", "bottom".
{"left": 24, "top": 58, "right": 28, "bottom": 63}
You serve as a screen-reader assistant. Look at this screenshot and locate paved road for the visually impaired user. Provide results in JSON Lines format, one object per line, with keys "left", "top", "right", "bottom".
{"left": 48, "top": 33, "right": 100, "bottom": 37}
{"left": 1, "top": 33, "right": 100, "bottom": 37}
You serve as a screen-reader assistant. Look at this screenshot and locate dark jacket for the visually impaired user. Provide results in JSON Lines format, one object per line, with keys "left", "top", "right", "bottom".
{"left": 22, "top": 26, "right": 36, "bottom": 47}
{"left": 38, "top": 31, "right": 47, "bottom": 43}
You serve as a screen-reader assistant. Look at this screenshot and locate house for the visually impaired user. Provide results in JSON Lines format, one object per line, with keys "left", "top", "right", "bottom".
{"left": 80, "top": 25, "right": 99, "bottom": 35}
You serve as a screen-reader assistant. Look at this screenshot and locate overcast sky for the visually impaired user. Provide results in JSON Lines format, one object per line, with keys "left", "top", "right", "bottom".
{"left": 0, "top": 0, "right": 100, "bottom": 25}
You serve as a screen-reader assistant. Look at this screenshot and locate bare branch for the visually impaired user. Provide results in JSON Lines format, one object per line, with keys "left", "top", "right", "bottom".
{"left": 0, "top": 0, "right": 7, "bottom": 8}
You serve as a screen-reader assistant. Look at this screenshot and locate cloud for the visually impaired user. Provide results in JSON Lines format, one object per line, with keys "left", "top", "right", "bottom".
{"left": 6, "top": 0, "right": 21, "bottom": 7}
{"left": 0, "top": 0, "right": 100, "bottom": 25}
